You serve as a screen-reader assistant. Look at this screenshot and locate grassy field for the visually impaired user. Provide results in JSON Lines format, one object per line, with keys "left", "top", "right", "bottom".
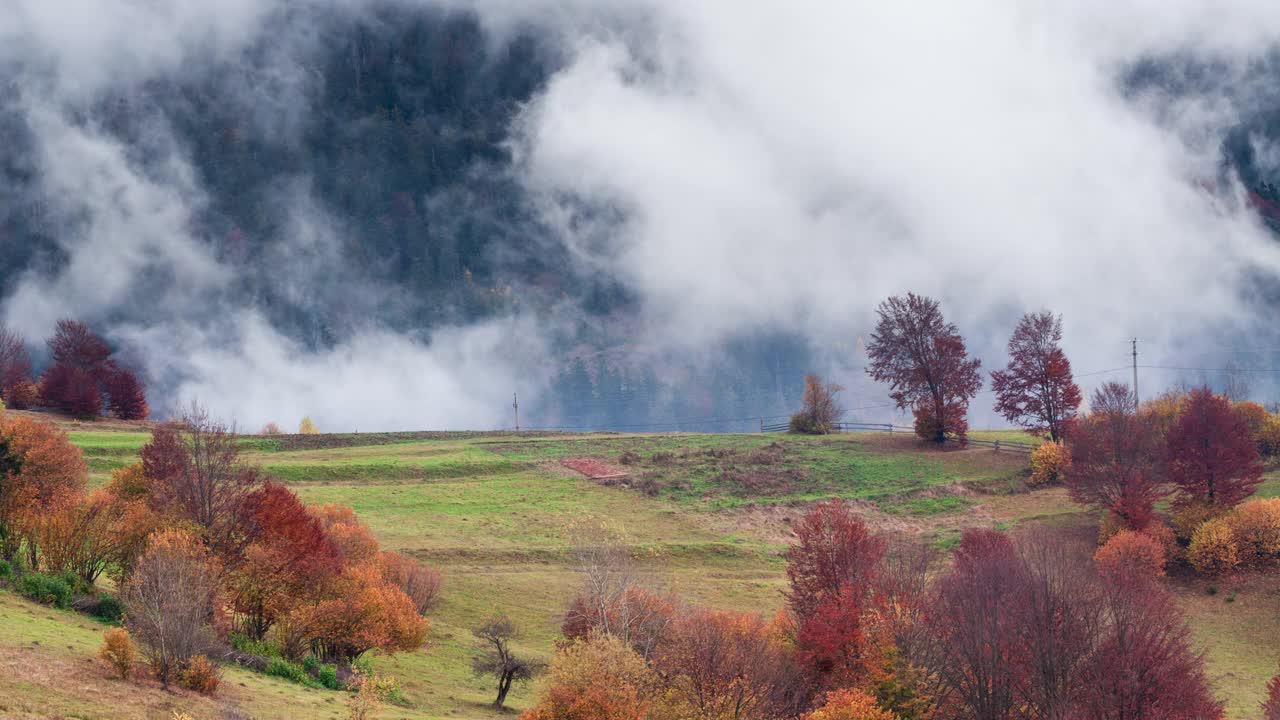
{"left": 2, "top": 415, "right": 1277, "bottom": 719}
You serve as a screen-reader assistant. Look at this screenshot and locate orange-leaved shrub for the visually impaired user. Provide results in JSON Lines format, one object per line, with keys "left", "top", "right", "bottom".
{"left": 1226, "top": 498, "right": 1280, "bottom": 567}
{"left": 805, "top": 688, "right": 899, "bottom": 720}
{"left": 1094, "top": 530, "right": 1165, "bottom": 580}
{"left": 178, "top": 655, "right": 221, "bottom": 695}
{"left": 522, "top": 633, "right": 654, "bottom": 720}
{"left": 98, "top": 627, "right": 137, "bottom": 680}
{"left": 1029, "top": 441, "right": 1070, "bottom": 487}
{"left": 1187, "top": 518, "right": 1239, "bottom": 576}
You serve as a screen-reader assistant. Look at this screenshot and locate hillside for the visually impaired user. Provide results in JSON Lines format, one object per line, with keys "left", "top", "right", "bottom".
{"left": 1, "top": 417, "right": 1277, "bottom": 718}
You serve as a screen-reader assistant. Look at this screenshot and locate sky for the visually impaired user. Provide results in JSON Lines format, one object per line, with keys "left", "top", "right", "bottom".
{"left": 3, "top": 0, "right": 1280, "bottom": 429}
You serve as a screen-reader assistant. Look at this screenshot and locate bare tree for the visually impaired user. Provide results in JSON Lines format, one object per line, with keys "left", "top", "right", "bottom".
{"left": 562, "top": 517, "right": 674, "bottom": 660}
{"left": 140, "top": 402, "right": 264, "bottom": 558}
{"left": 122, "top": 529, "right": 220, "bottom": 687}
{"left": 790, "top": 374, "right": 845, "bottom": 434}
{"left": 471, "top": 613, "right": 541, "bottom": 709}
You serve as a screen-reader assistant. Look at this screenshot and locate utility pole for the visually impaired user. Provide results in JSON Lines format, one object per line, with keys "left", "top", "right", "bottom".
{"left": 1131, "top": 338, "right": 1139, "bottom": 411}
{"left": 513, "top": 392, "right": 520, "bottom": 432}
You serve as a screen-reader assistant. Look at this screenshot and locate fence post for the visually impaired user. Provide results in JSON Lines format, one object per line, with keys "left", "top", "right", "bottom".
{"left": 994, "top": 440, "right": 1000, "bottom": 452}
{"left": 760, "top": 417, "right": 764, "bottom": 433}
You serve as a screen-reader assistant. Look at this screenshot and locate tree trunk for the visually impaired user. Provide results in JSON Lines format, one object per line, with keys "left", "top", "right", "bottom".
{"left": 493, "top": 670, "right": 512, "bottom": 708}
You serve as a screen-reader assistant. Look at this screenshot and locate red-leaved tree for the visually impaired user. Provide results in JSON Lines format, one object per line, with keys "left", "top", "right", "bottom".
{"left": 990, "top": 312, "right": 1082, "bottom": 442}
{"left": 228, "top": 482, "right": 342, "bottom": 639}
{"left": 104, "top": 365, "right": 149, "bottom": 421}
{"left": 787, "top": 501, "right": 885, "bottom": 621}
{"left": 867, "top": 293, "right": 982, "bottom": 444}
{"left": 1263, "top": 668, "right": 1280, "bottom": 720}
{"left": 39, "top": 320, "right": 115, "bottom": 417}
{"left": 1165, "top": 387, "right": 1262, "bottom": 510}
{"left": 0, "top": 327, "right": 35, "bottom": 409}
{"left": 1065, "top": 383, "right": 1164, "bottom": 530}
{"left": 1076, "top": 579, "right": 1223, "bottom": 720}
{"left": 786, "top": 501, "right": 886, "bottom": 687}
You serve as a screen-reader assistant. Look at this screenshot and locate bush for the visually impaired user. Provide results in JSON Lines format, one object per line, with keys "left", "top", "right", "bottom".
{"left": 266, "top": 656, "right": 311, "bottom": 685}
{"left": 1188, "top": 519, "right": 1240, "bottom": 576}
{"left": 0, "top": 559, "right": 11, "bottom": 580}
{"left": 178, "top": 655, "right": 221, "bottom": 695}
{"left": 1226, "top": 497, "right": 1280, "bottom": 567}
{"left": 3, "top": 379, "right": 38, "bottom": 411}
{"left": 1172, "top": 502, "right": 1224, "bottom": 543}
{"left": 19, "top": 572, "right": 73, "bottom": 608}
{"left": 1260, "top": 414, "right": 1280, "bottom": 458}
{"left": 317, "top": 663, "right": 340, "bottom": 690}
{"left": 98, "top": 627, "right": 137, "bottom": 679}
{"left": 1029, "top": 442, "right": 1070, "bottom": 487}
{"left": 95, "top": 594, "right": 125, "bottom": 622}
{"left": 804, "top": 688, "right": 898, "bottom": 720}
{"left": 1095, "top": 530, "right": 1165, "bottom": 579}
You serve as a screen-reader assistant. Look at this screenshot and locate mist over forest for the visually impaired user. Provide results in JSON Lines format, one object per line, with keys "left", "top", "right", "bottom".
{"left": 5, "top": 1, "right": 1280, "bottom": 431}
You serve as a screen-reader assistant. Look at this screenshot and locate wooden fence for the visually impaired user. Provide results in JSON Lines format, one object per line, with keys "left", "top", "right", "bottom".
{"left": 760, "top": 419, "right": 1037, "bottom": 456}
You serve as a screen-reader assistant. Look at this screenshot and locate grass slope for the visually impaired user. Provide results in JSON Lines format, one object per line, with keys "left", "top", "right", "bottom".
{"left": 2, "top": 415, "right": 1276, "bottom": 718}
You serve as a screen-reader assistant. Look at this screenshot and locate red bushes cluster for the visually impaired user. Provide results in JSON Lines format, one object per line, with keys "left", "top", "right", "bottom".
{"left": 530, "top": 501, "right": 1228, "bottom": 720}
{"left": 0, "top": 319, "right": 147, "bottom": 420}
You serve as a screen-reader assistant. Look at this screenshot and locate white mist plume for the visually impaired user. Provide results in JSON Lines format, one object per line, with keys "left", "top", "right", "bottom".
{"left": 5, "top": 0, "right": 1280, "bottom": 429}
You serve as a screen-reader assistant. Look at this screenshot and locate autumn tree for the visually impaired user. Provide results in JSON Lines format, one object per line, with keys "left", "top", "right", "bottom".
{"left": 472, "top": 613, "right": 542, "bottom": 710}
{"left": 228, "top": 482, "right": 342, "bottom": 639}
{"left": 805, "top": 688, "right": 899, "bottom": 720}
{"left": 1065, "top": 383, "right": 1164, "bottom": 530}
{"left": 1165, "top": 387, "right": 1262, "bottom": 510}
{"left": 914, "top": 530, "right": 1026, "bottom": 720}
{"left": 122, "top": 530, "right": 221, "bottom": 688}
{"left": 791, "top": 374, "right": 845, "bottom": 434}
{"left": 30, "top": 487, "right": 155, "bottom": 584}
{"left": 787, "top": 500, "right": 885, "bottom": 621}
{"left": 140, "top": 404, "right": 264, "bottom": 559}
{"left": 1076, "top": 580, "right": 1223, "bottom": 720}
{"left": 786, "top": 500, "right": 885, "bottom": 685}
{"left": 0, "top": 327, "right": 35, "bottom": 409}
{"left": 655, "top": 608, "right": 808, "bottom": 720}
{"left": 0, "top": 415, "right": 88, "bottom": 561}
{"left": 990, "top": 312, "right": 1081, "bottom": 441}
{"left": 104, "top": 366, "right": 148, "bottom": 420}
{"left": 312, "top": 503, "right": 382, "bottom": 565}
{"left": 39, "top": 319, "right": 114, "bottom": 417}
{"left": 562, "top": 517, "right": 673, "bottom": 660}
{"left": 523, "top": 633, "right": 655, "bottom": 720}
{"left": 867, "top": 293, "right": 982, "bottom": 444}
{"left": 294, "top": 563, "right": 428, "bottom": 662}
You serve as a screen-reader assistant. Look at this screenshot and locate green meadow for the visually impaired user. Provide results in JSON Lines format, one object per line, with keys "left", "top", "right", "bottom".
{"left": 2, "top": 419, "right": 1276, "bottom": 719}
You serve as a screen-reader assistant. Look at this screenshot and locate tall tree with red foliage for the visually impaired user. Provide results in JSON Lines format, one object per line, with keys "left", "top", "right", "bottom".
{"left": 867, "top": 293, "right": 982, "bottom": 444}
{"left": 0, "top": 327, "right": 35, "bottom": 409}
{"left": 787, "top": 500, "right": 886, "bottom": 622}
{"left": 786, "top": 500, "right": 886, "bottom": 687}
{"left": 103, "top": 365, "right": 148, "bottom": 420}
{"left": 1065, "top": 383, "right": 1164, "bottom": 530}
{"left": 1076, "top": 578, "right": 1223, "bottom": 720}
{"left": 990, "top": 312, "right": 1082, "bottom": 442}
{"left": 229, "top": 482, "right": 342, "bottom": 639}
{"left": 39, "top": 320, "right": 115, "bottom": 417}
{"left": 1165, "top": 387, "right": 1262, "bottom": 510}
{"left": 916, "top": 529, "right": 1027, "bottom": 720}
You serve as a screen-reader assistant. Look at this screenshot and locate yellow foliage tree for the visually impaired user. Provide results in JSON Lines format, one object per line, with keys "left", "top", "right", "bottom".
{"left": 299, "top": 416, "right": 319, "bottom": 434}
{"left": 1029, "top": 441, "right": 1070, "bottom": 487}
{"left": 1188, "top": 518, "right": 1240, "bottom": 575}
{"left": 805, "top": 688, "right": 900, "bottom": 720}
